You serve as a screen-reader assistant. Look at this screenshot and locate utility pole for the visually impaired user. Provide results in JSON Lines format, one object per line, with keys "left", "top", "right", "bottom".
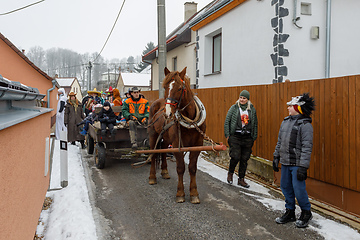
{"left": 87, "top": 61, "right": 92, "bottom": 91}
{"left": 108, "top": 69, "right": 110, "bottom": 89}
{"left": 157, "top": 0, "right": 167, "bottom": 98}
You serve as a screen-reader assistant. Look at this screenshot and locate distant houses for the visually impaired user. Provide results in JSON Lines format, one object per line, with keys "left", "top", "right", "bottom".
{"left": 116, "top": 72, "right": 151, "bottom": 96}
{"left": 55, "top": 76, "right": 83, "bottom": 101}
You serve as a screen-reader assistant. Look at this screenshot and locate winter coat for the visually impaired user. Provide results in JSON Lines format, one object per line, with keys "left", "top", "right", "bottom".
{"left": 64, "top": 99, "right": 85, "bottom": 142}
{"left": 122, "top": 97, "right": 149, "bottom": 121}
{"left": 224, "top": 101, "right": 258, "bottom": 141}
{"left": 55, "top": 90, "right": 67, "bottom": 140}
{"left": 273, "top": 114, "right": 313, "bottom": 169}
{"left": 98, "top": 107, "right": 117, "bottom": 125}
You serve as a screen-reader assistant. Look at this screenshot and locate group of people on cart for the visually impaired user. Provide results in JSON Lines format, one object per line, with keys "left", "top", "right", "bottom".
{"left": 55, "top": 86, "right": 149, "bottom": 149}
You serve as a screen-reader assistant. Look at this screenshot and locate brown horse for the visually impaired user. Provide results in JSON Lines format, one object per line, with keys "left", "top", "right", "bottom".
{"left": 148, "top": 67, "right": 206, "bottom": 204}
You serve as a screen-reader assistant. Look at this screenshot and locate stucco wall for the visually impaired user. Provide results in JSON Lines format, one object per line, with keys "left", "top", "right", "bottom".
{"left": 197, "top": 0, "right": 274, "bottom": 88}
{"left": 196, "top": 0, "right": 360, "bottom": 88}
{"left": 150, "top": 32, "right": 197, "bottom": 90}
{"left": 0, "top": 113, "right": 51, "bottom": 240}
{"left": 0, "top": 39, "right": 57, "bottom": 111}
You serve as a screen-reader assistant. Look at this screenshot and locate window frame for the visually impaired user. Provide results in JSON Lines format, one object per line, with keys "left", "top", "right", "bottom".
{"left": 212, "top": 33, "right": 222, "bottom": 73}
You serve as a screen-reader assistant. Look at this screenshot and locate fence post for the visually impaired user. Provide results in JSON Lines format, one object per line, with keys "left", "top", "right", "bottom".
{"left": 60, "top": 130, "right": 68, "bottom": 188}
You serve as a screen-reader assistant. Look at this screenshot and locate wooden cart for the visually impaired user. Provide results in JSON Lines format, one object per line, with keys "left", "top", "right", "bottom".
{"left": 85, "top": 106, "right": 149, "bottom": 169}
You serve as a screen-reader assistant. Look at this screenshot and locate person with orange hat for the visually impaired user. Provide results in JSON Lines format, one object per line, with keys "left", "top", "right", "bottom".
{"left": 112, "top": 88, "right": 122, "bottom": 117}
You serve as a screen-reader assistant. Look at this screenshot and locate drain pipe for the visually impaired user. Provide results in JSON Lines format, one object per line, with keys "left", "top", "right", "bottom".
{"left": 47, "top": 79, "right": 57, "bottom": 108}
{"left": 325, "top": 0, "right": 332, "bottom": 78}
{"left": 292, "top": 0, "right": 302, "bottom": 28}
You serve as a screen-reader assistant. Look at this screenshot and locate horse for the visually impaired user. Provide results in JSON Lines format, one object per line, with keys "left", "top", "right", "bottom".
{"left": 148, "top": 67, "right": 206, "bottom": 204}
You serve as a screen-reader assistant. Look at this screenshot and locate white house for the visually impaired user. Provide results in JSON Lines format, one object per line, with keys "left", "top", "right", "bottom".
{"left": 116, "top": 72, "right": 151, "bottom": 96}
{"left": 143, "top": 2, "right": 202, "bottom": 89}
{"left": 190, "top": 0, "right": 360, "bottom": 88}
{"left": 55, "top": 77, "right": 83, "bottom": 101}
{"left": 99, "top": 71, "right": 120, "bottom": 91}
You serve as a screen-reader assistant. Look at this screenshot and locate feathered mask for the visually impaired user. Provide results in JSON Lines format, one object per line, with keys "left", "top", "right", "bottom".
{"left": 287, "top": 93, "right": 315, "bottom": 116}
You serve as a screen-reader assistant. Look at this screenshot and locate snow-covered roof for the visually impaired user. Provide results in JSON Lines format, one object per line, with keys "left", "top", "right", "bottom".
{"left": 140, "top": 65, "right": 151, "bottom": 74}
{"left": 56, "top": 78, "right": 76, "bottom": 87}
{"left": 121, "top": 73, "right": 150, "bottom": 86}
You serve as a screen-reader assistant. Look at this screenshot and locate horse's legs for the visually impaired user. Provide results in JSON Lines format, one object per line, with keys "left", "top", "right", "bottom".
{"left": 161, "top": 151, "right": 170, "bottom": 179}
{"left": 188, "top": 150, "right": 200, "bottom": 204}
{"left": 148, "top": 133, "right": 158, "bottom": 185}
{"left": 174, "top": 152, "right": 185, "bottom": 203}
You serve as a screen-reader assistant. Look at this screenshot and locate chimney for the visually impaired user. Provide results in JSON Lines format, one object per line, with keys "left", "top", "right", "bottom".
{"left": 184, "top": 2, "right": 197, "bottom": 22}
{"left": 22, "top": 49, "right": 25, "bottom": 54}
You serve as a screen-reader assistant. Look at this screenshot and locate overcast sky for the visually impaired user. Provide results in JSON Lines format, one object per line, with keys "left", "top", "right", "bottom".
{"left": 1, "top": 0, "right": 210, "bottom": 61}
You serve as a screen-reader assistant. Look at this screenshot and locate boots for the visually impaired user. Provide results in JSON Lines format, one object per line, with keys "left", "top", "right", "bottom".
{"left": 110, "top": 128, "right": 116, "bottom": 137}
{"left": 129, "top": 129, "right": 137, "bottom": 149}
{"left": 80, "top": 140, "right": 86, "bottom": 149}
{"left": 237, "top": 178, "right": 250, "bottom": 188}
{"left": 275, "top": 208, "right": 296, "bottom": 224}
{"left": 227, "top": 172, "right": 233, "bottom": 184}
{"left": 296, "top": 210, "right": 312, "bottom": 228}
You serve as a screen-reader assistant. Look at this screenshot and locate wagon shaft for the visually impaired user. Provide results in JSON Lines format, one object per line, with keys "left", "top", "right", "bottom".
{"left": 135, "top": 143, "right": 226, "bottom": 154}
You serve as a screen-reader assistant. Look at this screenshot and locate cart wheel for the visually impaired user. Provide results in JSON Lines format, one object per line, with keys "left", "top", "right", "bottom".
{"left": 86, "top": 134, "right": 94, "bottom": 154}
{"left": 94, "top": 143, "right": 106, "bottom": 169}
{"left": 143, "top": 138, "right": 150, "bottom": 148}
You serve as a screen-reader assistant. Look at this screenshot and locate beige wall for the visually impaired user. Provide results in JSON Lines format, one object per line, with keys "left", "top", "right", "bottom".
{"left": 0, "top": 113, "right": 51, "bottom": 240}
{"left": 71, "top": 79, "right": 83, "bottom": 101}
{"left": 151, "top": 31, "right": 197, "bottom": 90}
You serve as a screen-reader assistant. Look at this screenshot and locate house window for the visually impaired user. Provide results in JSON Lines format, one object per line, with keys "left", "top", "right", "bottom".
{"left": 173, "top": 57, "right": 177, "bottom": 71}
{"left": 212, "top": 33, "right": 222, "bottom": 73}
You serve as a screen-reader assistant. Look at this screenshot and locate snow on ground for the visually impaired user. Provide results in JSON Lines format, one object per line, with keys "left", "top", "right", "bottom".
{"left": 36, "top": 140, "right": 360, "bottom": 240}
{"left": 36, "top": 140, "right": 97, "bottom": 240}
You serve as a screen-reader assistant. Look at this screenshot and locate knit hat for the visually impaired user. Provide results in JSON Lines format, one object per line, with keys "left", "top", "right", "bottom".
{"left": 103, "top": 101, "right": 111, "bottom": 107}
{"left": 239, "top": 90, "right": 250, "bottom": 100}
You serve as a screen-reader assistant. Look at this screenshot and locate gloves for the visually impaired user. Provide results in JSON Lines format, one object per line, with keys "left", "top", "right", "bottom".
{"left": 130, "top": 116, "right": 137, "bottom": 121}
{"left": 297, "top": 167, "right": 308, "bottom": 181}
{"left": 141, "top": 118, "right": 147, "bottom": 124}
{"left": 273, "top": 156, "right": 280, "bottom": 172}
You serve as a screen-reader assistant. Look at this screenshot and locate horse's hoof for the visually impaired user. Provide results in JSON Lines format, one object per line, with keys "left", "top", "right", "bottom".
{"left": 190, "top": 196, "right": 200, "bottom": 204}
{"left": 161, "top": 170, "right": 170, "bottom": 179}
{"left": 149, "top": 178, "right": 157, "bottom": 185}
{"left": 176, "top": 196, "right": 185, "bottom": 203}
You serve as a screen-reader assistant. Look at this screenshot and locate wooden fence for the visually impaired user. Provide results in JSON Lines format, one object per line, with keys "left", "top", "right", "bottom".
{"left": 142, "top": 74, "right": 360, "bottom": 193}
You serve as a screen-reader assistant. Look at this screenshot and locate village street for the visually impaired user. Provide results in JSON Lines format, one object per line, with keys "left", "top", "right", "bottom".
{"left": 80, "top": 149, "right": 324, "bottom": 240}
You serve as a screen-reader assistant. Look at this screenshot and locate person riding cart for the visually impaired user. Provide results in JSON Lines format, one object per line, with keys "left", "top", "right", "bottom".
{"left": 122, "top": 87, "right": 149, "bottom": 149}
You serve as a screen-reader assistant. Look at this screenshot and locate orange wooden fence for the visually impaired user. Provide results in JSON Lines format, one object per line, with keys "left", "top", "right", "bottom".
{"left": 142, "top": 74, "right": 360, "bottom": 193}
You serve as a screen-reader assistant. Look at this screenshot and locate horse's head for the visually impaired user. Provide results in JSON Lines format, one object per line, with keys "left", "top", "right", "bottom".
{"left": 163, "top": 67, "right": 189, "bottom": 118}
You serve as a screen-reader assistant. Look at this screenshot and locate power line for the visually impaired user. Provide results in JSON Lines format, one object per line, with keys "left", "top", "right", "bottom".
{"left": 94, "top": 0, "right": 126, "bottom": 62}
{"left": 0, "top": 0, "right": 46, "bottom": 16}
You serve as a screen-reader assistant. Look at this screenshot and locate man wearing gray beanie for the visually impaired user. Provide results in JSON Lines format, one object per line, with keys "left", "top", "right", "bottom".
{"left": 224, "top": 90, "right": 258, "bottom": 187}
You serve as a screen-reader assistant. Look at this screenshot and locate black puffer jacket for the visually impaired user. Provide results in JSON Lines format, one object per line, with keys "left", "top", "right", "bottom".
{"left": 273, "top": 114, "right": 313, "bottom": 168}
{"left": 98, "top": 107, "right": 117, "bottom": 124}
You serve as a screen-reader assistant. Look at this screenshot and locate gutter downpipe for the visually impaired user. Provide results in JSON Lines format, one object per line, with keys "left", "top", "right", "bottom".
{"left": 325, "top": 0, "right": 332, "bottom": 78}
{"left": 142, "top": 59, "right": 153, "bottom": 90}
{"left": 47, "top": 79, "right": 57, "bottom": 108}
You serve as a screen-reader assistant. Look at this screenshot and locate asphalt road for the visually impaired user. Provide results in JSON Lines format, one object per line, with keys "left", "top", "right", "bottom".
{"left": 81, "top": 150, "right": 323, "bottom": 240}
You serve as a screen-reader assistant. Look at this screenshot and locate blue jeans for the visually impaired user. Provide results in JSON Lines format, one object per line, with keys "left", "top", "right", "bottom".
{"left": 280, "top": 165, "right": 311, "bottom": 211}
